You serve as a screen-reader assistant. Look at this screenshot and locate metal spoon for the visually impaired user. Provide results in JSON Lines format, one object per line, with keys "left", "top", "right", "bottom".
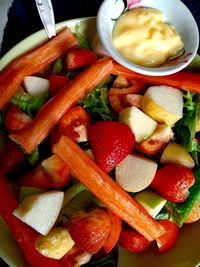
{"left": 35, "top": 0, "right": 56, "bottom": 38}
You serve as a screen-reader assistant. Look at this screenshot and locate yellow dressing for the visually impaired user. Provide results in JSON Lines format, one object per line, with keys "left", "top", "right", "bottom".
{"left": 112, "top": 7, "right": 184, "bottom": 67}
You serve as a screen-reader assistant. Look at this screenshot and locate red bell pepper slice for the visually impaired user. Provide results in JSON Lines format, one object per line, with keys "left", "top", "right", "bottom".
{"left": 0, "top": 173, "right": 62, "bottom": 267}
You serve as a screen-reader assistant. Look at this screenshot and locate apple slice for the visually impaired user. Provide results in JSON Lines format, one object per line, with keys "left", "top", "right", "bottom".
{"left": 134, "top": 190, "right": 166, "bottom": 218}
{"left": 13, "top": 191, "right": 64, "bottom": 235}
{"left": 119, "top": 106, "right": 157, "bottom": 143}
{"left": 141, "top": 85, "right": 183, "bottom": 126}
{"left": 115, "top": 154, "right": 157, "bottom": 192}
{"left": 160, "top": 142, "right": 195, "bottom": 169}
{"left": 23, "top": 76, "right": 50, "bottom": 97}
{"left": 35, "top": 227, "right": 74, "bottom": 259}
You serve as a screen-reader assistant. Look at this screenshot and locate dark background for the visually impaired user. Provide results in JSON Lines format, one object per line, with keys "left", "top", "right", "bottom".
{"left": 0, "top": 0, "right": 200, "bottom": 266}
{"left": 1, "top": 0, "right": 200, "bottom": 56}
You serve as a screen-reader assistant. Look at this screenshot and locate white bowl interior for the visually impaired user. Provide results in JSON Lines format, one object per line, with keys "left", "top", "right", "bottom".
{"left": 97, "top": 0, "right": 199, "bottom": 76}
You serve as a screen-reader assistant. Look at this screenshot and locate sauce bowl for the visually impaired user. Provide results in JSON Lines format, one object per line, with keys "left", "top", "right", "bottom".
{"left": 97, "top": 0, "right": 199, "bottom": 76}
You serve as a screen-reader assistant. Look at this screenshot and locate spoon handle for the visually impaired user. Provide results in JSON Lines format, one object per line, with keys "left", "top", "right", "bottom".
{"left": 35, "top": 0, "right": 56, "bottom": 38}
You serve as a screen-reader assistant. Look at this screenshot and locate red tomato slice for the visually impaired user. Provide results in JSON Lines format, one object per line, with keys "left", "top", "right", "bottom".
{"left": 156, "top": 219, "right": 179, "bottom": 253}
{"left": 118, "top": 228, "right": 151, "bottom": 252}
{"left": 4, "top": 105, "right": 32, "bottom": 133}
{"left": 50, "top": 75, "right": 70, "bottom": 96}
{"left": 103, "top": 209, "right": 122, "bottom": 253}
{"left": 57, "top": 106, "right": 90, "bottom": 142}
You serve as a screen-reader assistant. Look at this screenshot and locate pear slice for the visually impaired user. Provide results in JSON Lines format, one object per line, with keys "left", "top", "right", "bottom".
{"left": 134, "top": 190, "right": 166, "bottom": 218}
{"left": 13, "top": 191, "right": 64, "bottom": 236}
{"left": 160, "top": 142, "right": 195, "bottom": 169}
{"left": 115, "top": 154, "right": 157, "bottom": 192}
{"left": 119, "top": 106, "right": 157, "bottom": 143}
{"left": 141, "top": 85, "right": 183, "bottom": 126}
{"left": 23, "top": 76, "right": 49, "bottom": 97}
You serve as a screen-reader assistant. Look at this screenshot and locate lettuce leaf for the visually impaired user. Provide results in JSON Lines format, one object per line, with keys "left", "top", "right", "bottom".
{"left": 80, "top": 77, "right": 116, "bottom": 121}
{"left": 11, "top": 88, "right": 49, "bottom": 117}
{"left": 166, "top": 169, "right": 200, "bottom": 226}
{"left": 173, "top": 92, "right": 200, "bottom": 164}
{"left": 74, "top": 24, "right": 90, "bottom": 49}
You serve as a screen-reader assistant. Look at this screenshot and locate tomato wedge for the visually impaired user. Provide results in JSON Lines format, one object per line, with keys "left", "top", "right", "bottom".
{"left": 118, "top": 228, "right": 151, "bottom": 252}
{"left": 50, "top": 75, "right": 70, "bottom": 97}
{"left": 57, "top": 106, "right": 90, "bottom": 142}
{"left": 156, "top": 220, "right": 179, "bottom": 253}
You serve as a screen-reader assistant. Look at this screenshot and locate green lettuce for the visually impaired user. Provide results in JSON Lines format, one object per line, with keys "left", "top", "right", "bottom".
{"left": 80, "top": 77, "right": 116, "bottom": 121}
{"left": 173, "top": 92, "right": 200, "bottom": 164}
{"left": 11, "top": 88, "right": 49, "bottom": 117}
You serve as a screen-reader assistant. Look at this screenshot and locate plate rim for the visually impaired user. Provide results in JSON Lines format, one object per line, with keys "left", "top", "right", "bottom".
{"left": 0, "top": 16, "right": 96, "bottom": 72}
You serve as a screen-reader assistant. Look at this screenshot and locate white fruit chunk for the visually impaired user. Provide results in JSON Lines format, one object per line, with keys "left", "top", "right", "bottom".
{"left": 115, "top": 154, "right": 157, "bottom": 192}
{"left": 23, "top": 76, "right": 50, "bottom": 97}
{"left": 141, "top": 85, "right": 183, "bottom": 126}
{"left": 35, "top": 227, "right": 74, "bottom": 259}
{"left": 160, "top": 142, "right": 195, "bottom": 169}
{"left": 119, "top": 106, "right": 157, "bottom": 143}
{"left": 134, "top": 190, "right": 166, "bottom": 218}
{"left": 13, "top": 191, "right": 64, "bottom": 236}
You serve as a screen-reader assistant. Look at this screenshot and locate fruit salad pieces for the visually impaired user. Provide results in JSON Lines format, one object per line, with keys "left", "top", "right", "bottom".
{"left": 0, "top": 25, "right": 200, "bottom": 267}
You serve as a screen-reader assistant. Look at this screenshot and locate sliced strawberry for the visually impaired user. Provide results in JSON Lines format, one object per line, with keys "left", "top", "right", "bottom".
{"left": 4, "top": 105, "right": 32, "bottom": 133}
{"left": 89, "top": 121, "right": 135, "bottom": 173}
{"left": 185, "top": 199, "right": 200, "bottom": 223}
{"left": 66, "top": 48, "right": 97, "bottom": 70}
{"left": 151, "top": 164, "right": 195, "bottom": 203}
{"left": 0, "top": 140, "right": 26, "bottom": 173}
{"left": 67, "top": 208, "right": 111, "bottom": 254}
{"left": 49, "top": 75, "right": 70, "bottom": 97}
{"left": 41, "top": 154, "right": 71, "bottom": 188}
{"left": 137, "top": 124, "right": 174, "bottom": 155}
{"left": 118, "top": 228, "right": 151, "bottom": 252}
{"left": 156, "top": 219, "right": 179, "bottom": 253}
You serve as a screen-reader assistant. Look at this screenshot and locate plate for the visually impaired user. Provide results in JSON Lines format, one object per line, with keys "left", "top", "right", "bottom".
{"left": 0, "top": 16, "right": 200, "bottom": 267}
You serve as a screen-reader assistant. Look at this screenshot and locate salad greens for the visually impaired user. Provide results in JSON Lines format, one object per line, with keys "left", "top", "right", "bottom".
{"left": 80, "top": 76, "right": 116, "bottom": 121}
{"left": 174, "top": 92, "right": 200, "bottom": 164}
{"left": 11, "top": 88, "right": 49, "bottom": 118}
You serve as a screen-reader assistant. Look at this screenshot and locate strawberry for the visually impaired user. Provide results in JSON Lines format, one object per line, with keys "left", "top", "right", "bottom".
{"left": 4, "top": 105, "right": 32, "bottom": 133}
{"left": 67, "top": 208, "right": 111, "bottom": 254}
{"left": 137, "top": 124, "right": 174, "bottom": 155}
{"left": 89, "top": 121, "right": 135, "bottom": 173}
{"left": 118, "top": 228, "right": 151, "bottom": 252}
{"left": 66, "top": 48, "right": 97, "bottom": 70}
{"left": 185, "top": 199, "right": 200, "bottom": 223}
{"left": 156, "top": 219, "right": 179, "bottom": 253}
{"left": 151, "top": 164, "right": 195, "bottom": 203}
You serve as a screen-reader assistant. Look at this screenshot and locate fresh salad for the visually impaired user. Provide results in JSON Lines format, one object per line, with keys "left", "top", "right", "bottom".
{"left": 0, "top": 23, "right": 200, "bottom": 267}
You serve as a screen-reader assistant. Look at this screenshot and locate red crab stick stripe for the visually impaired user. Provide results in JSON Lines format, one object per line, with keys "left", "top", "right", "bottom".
{"left": 111, "top": 61, "right": 200, "bottom": 93}
{"left": 10, "top": 57, "right": 113, "bottom": 153}
{"left": 0, "top": 27, "right": 78, "bottom": 110}
{"left": 0, "top": 174, "right": 62, "bottom": 267}
{"left": 53, "top": 136, "right": 165, "bottom": 241}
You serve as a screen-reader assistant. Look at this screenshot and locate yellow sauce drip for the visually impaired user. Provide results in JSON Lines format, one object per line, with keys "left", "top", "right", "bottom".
{"left": 112, "top": 7, "right": 184, "bottom": 67}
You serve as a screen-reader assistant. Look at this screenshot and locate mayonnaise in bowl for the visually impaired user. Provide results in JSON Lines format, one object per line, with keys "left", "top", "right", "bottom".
{"left": 112, "top": 7, "right": 184, "bottom": 67}
{"left": 97, "top": 0, "right": 199, "bottom": 76}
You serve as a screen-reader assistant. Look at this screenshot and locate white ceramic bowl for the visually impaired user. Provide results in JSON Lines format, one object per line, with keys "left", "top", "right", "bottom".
{"left": 97, "top": 0, "right": 199, "bottom": 76}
